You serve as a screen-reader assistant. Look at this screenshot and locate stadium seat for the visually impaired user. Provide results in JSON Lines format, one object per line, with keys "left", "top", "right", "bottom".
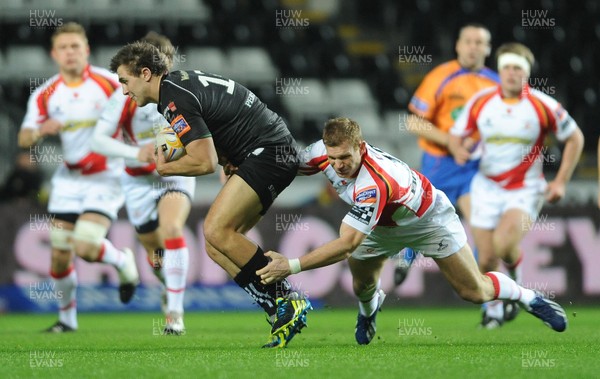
{"left": 91, "top": 46, "right": 122, "bottom": 69}
{"left": 280, "top": 78, "right": 332, "bottom": 132}
{"left": 3, "top": 46, "right": 54, "bottom": 80}
{"left": 227, "top": 47, "right": 279, "bottom": 85}
{"left": 384, "top": 110, "right": 422, "bottom": 168}
{"left": 339, "top": 108, "right": 383, "bottom": 140}
{"left": 182, "top": 47, "right": 230, "bottom": 76}
{"left": 327, "top": 79, "right": 377, "bottom": 112}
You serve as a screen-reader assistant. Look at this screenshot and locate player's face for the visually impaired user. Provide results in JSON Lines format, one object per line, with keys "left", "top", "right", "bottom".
{"left": 325, "top": 141, "right": 365, "bottom": 178}
{"left": 455, "top": 27, "right": 490, "bottom": 70}
{"left": 117, "top": 65, "right": 151, "bottom": 106}
{"left": 51, "top": 33, "right": 89, "bottom": 75}
{"left": 499, "top": 64, "right": 528, "bottom": 97}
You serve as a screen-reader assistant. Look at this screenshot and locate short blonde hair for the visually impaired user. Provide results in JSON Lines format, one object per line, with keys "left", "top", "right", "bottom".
{"left": 51, "top": 22, "right": 88, "bottom": 46}
{"left": 496, "top": 42, "right": 535, "bottom": 67}
{"left": 323, "top": 117, "right": 363, "bottom": 149}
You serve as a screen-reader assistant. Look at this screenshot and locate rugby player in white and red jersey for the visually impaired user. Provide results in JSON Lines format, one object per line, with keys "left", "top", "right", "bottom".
{"left": 257, "top": 117, "right": 568, "bottom": 345}
{"left": 17, "top": 23, "right": 139, "bottom": 333}
{"left": 91, "top": 32, "right": 194, "bottom": 335}
{"left": 448, "top": 42, "right": 584, "bottom": 328}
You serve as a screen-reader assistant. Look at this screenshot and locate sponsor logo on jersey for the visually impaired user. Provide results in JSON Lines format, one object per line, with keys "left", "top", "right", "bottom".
{"left": 348, "top": 205, "right": 375, "bottom": 225}
{"left": 170, "top": 114, "right": 191, "bottom": 137}
{"left": 355, "top": 186, "right": 377, "bottom": 204}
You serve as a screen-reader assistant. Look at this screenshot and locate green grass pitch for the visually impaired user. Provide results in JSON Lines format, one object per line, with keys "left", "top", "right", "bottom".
{"left": 1, "top": 306, "right": 598, "bottom": 379}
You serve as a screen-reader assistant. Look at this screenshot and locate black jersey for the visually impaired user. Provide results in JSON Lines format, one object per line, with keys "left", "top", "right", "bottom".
{"left": 157, "top": 70, "right": 292, "bottom": 165}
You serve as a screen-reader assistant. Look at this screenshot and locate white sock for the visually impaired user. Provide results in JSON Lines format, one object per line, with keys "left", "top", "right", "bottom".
{"left": 51, "top": 266, "right": 78, "bottom": 329}
{"left": 486, "top": 271, "right": 536, "bottom": 305}
{"left": 164, "top": 237, "right": 189, "bottom": 314}
{"left": 97, "top": 239, "right": 126, "bottom": 270}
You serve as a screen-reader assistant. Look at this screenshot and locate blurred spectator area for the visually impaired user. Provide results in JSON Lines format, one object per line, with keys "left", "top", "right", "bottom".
{"left": 0, "top": 0, "right": 598, "bottom": 196}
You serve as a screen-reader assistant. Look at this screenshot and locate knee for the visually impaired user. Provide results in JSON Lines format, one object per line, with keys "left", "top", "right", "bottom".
{"left": 72, "top": 220, "right": 107, "bottom": 261}
{"left": 159, "top": 223, "right": 184, "bottom": 240}
{"left": 51, "top": 248, "right": 72, "bottom": 271}
{"left": 204, "top": 241, "right": 222, "bottom": 263}
{"left": 492, "top": 231, "right": 515, "bottom": 257}
{"left": 203, "top": 221, "right": 230, "bottom": 248}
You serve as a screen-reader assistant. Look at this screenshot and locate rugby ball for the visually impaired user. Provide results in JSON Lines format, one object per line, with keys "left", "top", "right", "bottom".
{"left": 155, "top": 127, "right": 186, "bottom": 161}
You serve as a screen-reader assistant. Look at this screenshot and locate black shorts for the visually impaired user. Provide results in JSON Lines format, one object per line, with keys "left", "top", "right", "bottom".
{"left": 235, "top": 136, "right": 299, "bottom": 215}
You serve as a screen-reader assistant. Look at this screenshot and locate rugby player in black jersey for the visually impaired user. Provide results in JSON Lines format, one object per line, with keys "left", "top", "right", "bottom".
{"left": 110, "top": 42, "right": 310, "bottom": 347}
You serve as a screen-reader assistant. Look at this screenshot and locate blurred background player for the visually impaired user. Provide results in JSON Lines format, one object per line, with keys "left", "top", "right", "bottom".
{"left": 17, "top": 22, "right": 139, "bottom": 333}
{"left": 449, "top": 42, "right": 584, "bottom": 328}
{"left": 258, "top": 117, "right": 568, "bottom": 344}
{"left": 396, "top": 23, "right": 499, "bottom": 285}
{"left": 91, "top": 32, "right": 194, "bottom": 335}
{"left": 109, "top": 42, "right": 311, "bottom": 347}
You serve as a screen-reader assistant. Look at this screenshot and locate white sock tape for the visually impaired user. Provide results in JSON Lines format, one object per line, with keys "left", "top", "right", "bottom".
{"left": 289, "top": 258, "right": 302, "bottom": 274}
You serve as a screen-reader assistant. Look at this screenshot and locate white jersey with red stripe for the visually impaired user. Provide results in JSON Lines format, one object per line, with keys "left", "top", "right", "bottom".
{"left": 451, "top": 85, "right": 578, "bottom": 190}
{"left": 300, "top": 140, "right": 436, "bottom": 235}
{"left": 95, "top": 90, "right": 169, "bottom": 172}
{"left": 21, "top": 65, "right": 122, "bottom": 175}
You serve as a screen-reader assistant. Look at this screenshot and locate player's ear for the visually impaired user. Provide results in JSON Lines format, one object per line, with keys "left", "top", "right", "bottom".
{"left": 141, "top": 67, "right": 152, "bottom": 81}
{"left": 485, "top": 44, "right": 491, "bottom": 57}
{"left": 359, "top": 141, "right": 366, "bottom": 155}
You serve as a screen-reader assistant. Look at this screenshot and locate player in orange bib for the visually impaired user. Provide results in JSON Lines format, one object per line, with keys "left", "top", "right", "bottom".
{"left": 394, "top": 23, "right": 499, "bottom": 286}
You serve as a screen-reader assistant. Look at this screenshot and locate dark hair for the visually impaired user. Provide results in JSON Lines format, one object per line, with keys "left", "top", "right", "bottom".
{"left": 110, "top": 41, "right": 168, "bottom": 76}
{"left": 323, "top": 117, "right": 363, "bottom": 149}
{"left": 457, "top": 22, "right": 492, "bottom": 43}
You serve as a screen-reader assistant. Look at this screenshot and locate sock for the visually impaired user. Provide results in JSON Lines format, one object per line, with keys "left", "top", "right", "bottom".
{"left": 485, "top": 271, "right": 536, "bottom": 305}
{"left": 50, "top": 265, "right": 78, "bottom": 329}
{"left": 484, "top": 300, "right": 504, "bottom": 319}
{"left": 97, "top": 239, "right": 126, "bottom": 270}
{"left": 504, "top": 252, "right": 523, "bottom": 284}
{"left": 164, "top": 237, "right": 189, "bottom": 314}
{"left": 358, "top": 280, "right": 380, "bottom": 317}
{"left": 233, "top": 246, "right": 292, "bottom": 317}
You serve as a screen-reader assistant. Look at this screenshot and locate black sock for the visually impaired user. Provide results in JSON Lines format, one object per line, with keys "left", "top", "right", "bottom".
{"left": 233, "top": 246, "right": 291, "bottom": 316}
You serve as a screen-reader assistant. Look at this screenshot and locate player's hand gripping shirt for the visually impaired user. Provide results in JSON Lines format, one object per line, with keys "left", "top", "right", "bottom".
{"left": 21, "top": 65, "right": 120, "bottom": 175}
{"left": 451, "top": 85, "right": 578, "bottom": 189}
{"left": 300, "top": 141, "right": 436, "bottom": 234}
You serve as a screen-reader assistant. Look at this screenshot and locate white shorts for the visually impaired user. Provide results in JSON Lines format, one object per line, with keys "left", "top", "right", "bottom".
{"left": 48, "top": 165, "right": 125, "bottom": 220}
{"left": 470, "top": 173, "right": 545, "bottom": 229}
{"left": 121, "top": 172, "right": 196, "bottom": 228}
{"left": 352, "top": 190, "right": 467, "bottom": 260}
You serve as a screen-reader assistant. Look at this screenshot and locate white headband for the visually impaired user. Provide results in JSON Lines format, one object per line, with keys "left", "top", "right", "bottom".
{"left": 498, "top": 53, "right": 531, "bottom": 75}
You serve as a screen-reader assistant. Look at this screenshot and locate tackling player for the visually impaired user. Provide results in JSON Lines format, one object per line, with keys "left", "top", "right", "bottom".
{"left": 91, "top": 32, "right": 194, "bottom": 335}
{"left": 109, "top": 42, "right": 310, "bottom": 347}
{"left": 17, "top": 23, "right": 139, "bottom": 333}
{"left": 449, "top": 42, "right": 584, "bottom": 328}
{"left": 257, "top": 117, "right": 568, "bottom": 345}
{"left": 396, "top": 23, "right": 499, "bottom": 286}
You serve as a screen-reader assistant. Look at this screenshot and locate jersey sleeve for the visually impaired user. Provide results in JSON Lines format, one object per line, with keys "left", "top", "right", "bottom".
{"left": 298, "top": 140, "right": 328, "bottom": 176}
{"left": 342, "top": 177, "right": 387, "bottom": 235}
{"left": 408, "top": 68, "right": 443, "bottom": 121}
{"left": 535, "top": 92, "right": 578, "bottom": 142}
{"left": 91, "top": 92, "right": 140, "bottom": 160}
{"left": 162, "top": 82, "right": 212, "bottom": 146}
{"left": 21, "top": 87, "right": 47, "bottom": 130}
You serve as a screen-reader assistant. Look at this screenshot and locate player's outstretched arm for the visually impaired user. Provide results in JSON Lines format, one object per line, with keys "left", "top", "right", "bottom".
{"left": 18, "top": 119, "right": 62, "bottom": 148}
{"left": 546, "top": 127, "right": 584, "bottom": 203}
{"left": 257, "top": 222, "right": 367, "bottom": 284}
{"left": 155, "top": 137, "right": 218, "bottom": 176}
